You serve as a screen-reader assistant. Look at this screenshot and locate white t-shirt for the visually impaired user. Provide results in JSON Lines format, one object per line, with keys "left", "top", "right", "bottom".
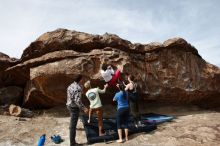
{"left": 86, "top": 87, "right": 106, "bottom": 108}
{"left": 101, "top": 68, "right": 114, "bottom": 82}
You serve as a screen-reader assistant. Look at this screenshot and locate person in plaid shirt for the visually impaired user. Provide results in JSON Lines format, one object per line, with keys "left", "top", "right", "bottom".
{"left": 66, "top": 74, "right": 88, "bottom": 146}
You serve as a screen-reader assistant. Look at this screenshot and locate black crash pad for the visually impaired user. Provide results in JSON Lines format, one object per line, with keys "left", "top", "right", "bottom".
{"left": 80, "top": 115, "right": 157, "bottom": 144}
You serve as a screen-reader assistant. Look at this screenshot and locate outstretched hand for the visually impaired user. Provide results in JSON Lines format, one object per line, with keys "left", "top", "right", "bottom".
{"left": 83, "top": 107, "right": 89, "bottom": 114}
{"left": 104, "top": 84, "right": 108, "bottom": 88}
{"left": 107, "top": 65, "right": 112, "bottom": 69}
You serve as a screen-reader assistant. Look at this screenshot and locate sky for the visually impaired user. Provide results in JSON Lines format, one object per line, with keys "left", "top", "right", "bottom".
{"left": 0, "top": 0, "right": 220, "bottom": 67}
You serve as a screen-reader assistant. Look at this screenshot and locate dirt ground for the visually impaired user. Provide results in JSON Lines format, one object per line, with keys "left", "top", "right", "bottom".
{"left": 0, "top": 103, "right": 220, "bottom": 146}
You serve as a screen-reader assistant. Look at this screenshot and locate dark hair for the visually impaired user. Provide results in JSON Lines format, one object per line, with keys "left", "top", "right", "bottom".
{"left": 101, "top": 64, "right": 108, "bottom": 71}
{"left": 128, "top": 75, "right": 135, "bottom": 81}
{"left": 118, "top": 84, "right": 127, "bottom": 100}
{"left": 74, "top": 74, "right": 82, "bottom": 83}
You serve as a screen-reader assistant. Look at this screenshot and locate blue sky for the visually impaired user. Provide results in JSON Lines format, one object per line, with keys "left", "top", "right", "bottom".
{"left": 0, "top": 0, "right": 220, "bottom": 67}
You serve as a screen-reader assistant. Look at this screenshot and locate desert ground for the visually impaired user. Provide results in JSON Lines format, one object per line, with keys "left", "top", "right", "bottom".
{"left": 0, "top": 102, "right": 220, "bottom": 146}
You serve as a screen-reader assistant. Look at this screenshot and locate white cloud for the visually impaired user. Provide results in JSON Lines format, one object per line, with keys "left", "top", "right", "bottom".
{"left": 0, "top": 0, "right": 219, "bottom": 67}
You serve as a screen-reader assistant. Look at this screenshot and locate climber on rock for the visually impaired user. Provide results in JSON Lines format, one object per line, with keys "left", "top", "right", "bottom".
{"left": 100, "top": 63, "right": 123, "bottom": 88}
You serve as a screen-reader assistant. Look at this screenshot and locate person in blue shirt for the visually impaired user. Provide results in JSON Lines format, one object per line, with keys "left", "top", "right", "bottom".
{"left": 113, "top": 84, "right": 129, "bottom": 143}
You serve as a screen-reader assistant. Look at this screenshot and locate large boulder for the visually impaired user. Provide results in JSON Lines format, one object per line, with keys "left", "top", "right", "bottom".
{"left": 21, "top": 29, "right": 132, "bottom": 61}
{"left": 0, "top": 86, "right": 23, "bottom": 105}
{"left": 0, "top": 52, "right": 18, "bottom": 87}
{"left": 5, "top": 29, "right": 220, "bottom": 108}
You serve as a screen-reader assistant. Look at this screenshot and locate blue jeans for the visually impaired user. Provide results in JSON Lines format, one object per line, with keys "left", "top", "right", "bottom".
{"left": 67, "top": 106, "right": 79, "bottom": 146}
{"left": 116, "top": 107, "right": 129, "bottom": 129}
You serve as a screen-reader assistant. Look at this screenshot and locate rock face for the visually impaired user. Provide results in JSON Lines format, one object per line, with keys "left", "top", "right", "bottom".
{"left": 1, "top": 28, "right": 220, "bottom": 108}
{"left": 0, "top": 53, "right": 18, "bottom": 88}
{"left": 0, "top": 86, "right": 23, "bottom": 105}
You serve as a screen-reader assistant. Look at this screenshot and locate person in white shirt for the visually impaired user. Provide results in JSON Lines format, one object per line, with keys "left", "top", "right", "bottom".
{"left": 100, "top": 64, "right": 122, "bottom": 87}
{"left": 84, "top": 80, "right": 108, "bottom": 136}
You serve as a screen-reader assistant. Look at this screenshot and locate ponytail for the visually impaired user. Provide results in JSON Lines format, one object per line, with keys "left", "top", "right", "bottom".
{"left": 122, "top": 91, "right": 127, "bottom": 100}
{"left": 119, "top": 84, "right": 127, "bottom": 100}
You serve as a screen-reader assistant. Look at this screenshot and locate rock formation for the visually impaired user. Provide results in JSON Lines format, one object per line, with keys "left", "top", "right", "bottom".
{"left": 0, "top": 86, "right": 23, "bottom": 105}
{"left": 1, "top": 28, "right": 220, "bottom": 108}
{"left": 0, "top": 53, "right": 18, "bottom": 88}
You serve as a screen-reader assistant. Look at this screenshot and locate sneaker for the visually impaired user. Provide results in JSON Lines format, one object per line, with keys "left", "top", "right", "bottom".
{"left": 135, "top": 121, "right": 143, "bottom": 128}
{"left": 138, "top": 121, "right": 142, "bottom": 125}
{"left": 87, "top": 119, "right": 90, "bottom": 123}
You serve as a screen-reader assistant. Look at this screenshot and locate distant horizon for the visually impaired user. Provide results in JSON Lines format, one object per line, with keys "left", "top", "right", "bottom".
{"left": 0, "top": 0, "right": 220, "bottom": 67}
